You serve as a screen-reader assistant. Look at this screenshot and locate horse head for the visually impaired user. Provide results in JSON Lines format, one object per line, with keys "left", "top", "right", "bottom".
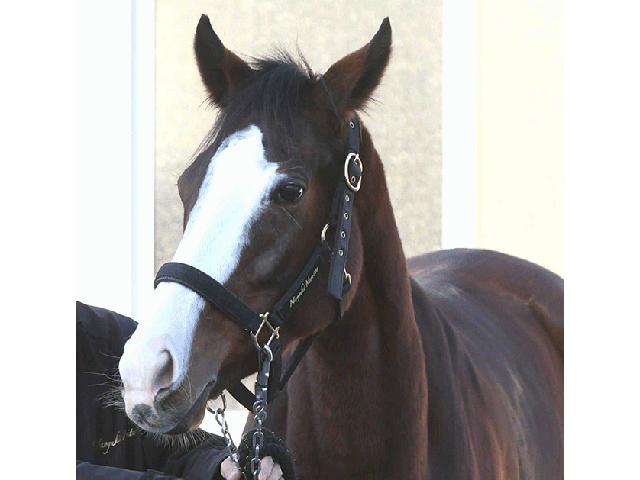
{"left": 118, "top": 15, "right": 391, "bottom": 434}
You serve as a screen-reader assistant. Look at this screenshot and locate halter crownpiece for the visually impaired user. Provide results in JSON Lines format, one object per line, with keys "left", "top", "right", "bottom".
{"left": 154, "top": 117, "right": 362, "bottom": 411}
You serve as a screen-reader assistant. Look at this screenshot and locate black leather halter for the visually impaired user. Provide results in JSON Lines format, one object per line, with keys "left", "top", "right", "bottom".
{"left": 154, "top": 117, "right": 362, "bottom": 411}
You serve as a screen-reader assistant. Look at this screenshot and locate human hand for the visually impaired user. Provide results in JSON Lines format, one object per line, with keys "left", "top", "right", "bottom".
{"left": 221, "top": 455, "right": 284, "bottom": 480}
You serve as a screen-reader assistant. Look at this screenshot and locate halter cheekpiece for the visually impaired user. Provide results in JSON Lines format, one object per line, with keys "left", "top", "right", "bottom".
{"left": 154, "top": 117, "right": 362, "bottom": 412}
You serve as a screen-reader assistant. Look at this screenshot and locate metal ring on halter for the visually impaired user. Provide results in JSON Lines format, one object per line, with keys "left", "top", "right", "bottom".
{"left": 251, "top": 312, "right": 280, "bottom": 351}
{"left": 261, "top": 343, "right": 274, "bottom": 363}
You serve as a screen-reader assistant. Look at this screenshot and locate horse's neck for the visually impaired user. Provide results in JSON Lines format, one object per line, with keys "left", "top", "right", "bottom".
{"left": 291, "top": 128, "right": 429, "bottom": 478}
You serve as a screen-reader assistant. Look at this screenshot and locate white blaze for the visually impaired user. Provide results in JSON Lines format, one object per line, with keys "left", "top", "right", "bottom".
{"left": 119, "top": 125, "right": 281, "bottom": 410}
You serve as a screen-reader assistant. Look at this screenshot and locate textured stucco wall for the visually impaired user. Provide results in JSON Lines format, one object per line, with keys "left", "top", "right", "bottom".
{"left": 154, "top": 0, "right": 443, "bottom": 273}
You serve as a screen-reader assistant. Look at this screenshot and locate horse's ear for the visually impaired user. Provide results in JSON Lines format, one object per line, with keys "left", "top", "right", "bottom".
{"left": 194, "top": 14, "right": 253, "bottom": 107}
{"left": 321, "top": 18, "right": 392, "bottom": 115}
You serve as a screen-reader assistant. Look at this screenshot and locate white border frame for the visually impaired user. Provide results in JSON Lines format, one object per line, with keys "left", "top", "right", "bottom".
{"left": 131, "top": 0, "right": 156, "bottom": 322}
{"left": 76, "top": 2, "right": 154, "bottom": 320}
{"left": 442, "top": 0, "right": 477, "bottom": 249}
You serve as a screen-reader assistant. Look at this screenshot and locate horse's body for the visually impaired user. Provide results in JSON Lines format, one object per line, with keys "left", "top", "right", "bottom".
{"left": 260, "top": 127, "right": 564, "bottom": 480}
{"left": 118, "top": 16, "right": 563, "bottom": 480}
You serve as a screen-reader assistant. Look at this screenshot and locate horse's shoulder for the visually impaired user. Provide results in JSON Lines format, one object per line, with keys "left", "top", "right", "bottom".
{"left": 407, "top": 251, "right": 564, "bottom": 479}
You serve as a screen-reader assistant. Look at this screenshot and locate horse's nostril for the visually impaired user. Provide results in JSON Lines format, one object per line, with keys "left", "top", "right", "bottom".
{"left": 153, "top": 350, "right": 175, "bottom": 392}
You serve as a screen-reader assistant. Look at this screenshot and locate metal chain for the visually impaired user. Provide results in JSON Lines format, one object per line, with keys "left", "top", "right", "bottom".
{"left": 208, "top": 392, "right": 241, "bottom": 468}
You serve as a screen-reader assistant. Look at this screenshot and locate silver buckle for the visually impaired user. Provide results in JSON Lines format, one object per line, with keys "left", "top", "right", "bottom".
{"left": 344, "top": 153, "right": 363, "bottom": 192}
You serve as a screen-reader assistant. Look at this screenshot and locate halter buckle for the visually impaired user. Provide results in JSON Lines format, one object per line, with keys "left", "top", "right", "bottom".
{"left": 343, "top": 268, "right": 352, "bottom": 286}
{"left": 251, "top": 312, "right": 280, "bottom": 351}
{"left": 321, "top": 223, "right": 330, "bottom": 243}
{"left": 344, "top": 152, "right": 363, "bottom": 192}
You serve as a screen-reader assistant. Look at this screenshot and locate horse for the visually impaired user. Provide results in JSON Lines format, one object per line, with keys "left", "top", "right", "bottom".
{"left": 118, "top": 15, "right": 564, "bottom": 480}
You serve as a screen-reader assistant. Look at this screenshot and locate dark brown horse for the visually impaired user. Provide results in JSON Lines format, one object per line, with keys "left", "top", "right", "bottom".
{"left": 118, "top": 16, "right": 563, "bottom": 480}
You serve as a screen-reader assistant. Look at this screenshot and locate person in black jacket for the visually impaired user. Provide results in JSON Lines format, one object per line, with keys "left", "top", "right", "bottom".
{"left": 76, "top": 301, "right": 288, "bottom": 480}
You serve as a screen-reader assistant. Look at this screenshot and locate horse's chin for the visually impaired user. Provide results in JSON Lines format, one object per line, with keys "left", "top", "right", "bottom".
{"left": 187, "top": 402, "right": 208, "bottom": 431}
{"left": 208, "top": 380, "right": 226, "bottom": 403}
{"left": 153, "top": 380, "right": 218, "bottom": 435}
{"left": 151, "top": 371, "right": 239, "bottom": 435}
{"left": 168, "top": 382, "right": 229, "bottom": 434}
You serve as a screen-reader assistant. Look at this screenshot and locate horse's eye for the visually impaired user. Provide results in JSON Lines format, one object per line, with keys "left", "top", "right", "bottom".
{"left": 277, "top": 183, "right": 305, "bottom": 203}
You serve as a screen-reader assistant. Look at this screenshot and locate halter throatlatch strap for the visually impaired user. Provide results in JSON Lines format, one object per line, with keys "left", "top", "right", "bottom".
{"left": 152, "top": 117, "right": 362, "bottom": 412}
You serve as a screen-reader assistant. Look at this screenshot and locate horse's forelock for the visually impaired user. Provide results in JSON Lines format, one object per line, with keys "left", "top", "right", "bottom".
{"left": 192, "top": 50, "right": 317, "bottom": 164}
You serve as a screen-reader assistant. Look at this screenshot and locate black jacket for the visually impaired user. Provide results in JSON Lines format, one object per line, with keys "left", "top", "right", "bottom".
{"left": 76, "top": 301, "right": 228, "bottom": 480}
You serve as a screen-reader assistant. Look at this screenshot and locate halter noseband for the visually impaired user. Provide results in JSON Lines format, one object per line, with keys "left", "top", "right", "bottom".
{"left": 154, "top": 117, "right": 362, "bottom": 411}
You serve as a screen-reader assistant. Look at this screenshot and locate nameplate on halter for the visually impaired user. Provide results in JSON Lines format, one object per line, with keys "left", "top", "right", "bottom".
{"left": 290, "top": 266, "right": 320, "bottom": 308}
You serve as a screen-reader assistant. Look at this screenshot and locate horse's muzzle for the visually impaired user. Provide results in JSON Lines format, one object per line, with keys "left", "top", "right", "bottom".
{"left": 127, "top": 378, "right": 217, "bottom": 435}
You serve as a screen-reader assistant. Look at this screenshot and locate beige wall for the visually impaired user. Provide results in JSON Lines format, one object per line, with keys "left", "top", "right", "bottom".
{"left": 154, "top": 0, "right": 443, "bottom": 273}
{"left": 476, "top": 0, "right": 563, "bottom": 276}
{"left": 154, "top": 0, "right": 563, "bottom": 278}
